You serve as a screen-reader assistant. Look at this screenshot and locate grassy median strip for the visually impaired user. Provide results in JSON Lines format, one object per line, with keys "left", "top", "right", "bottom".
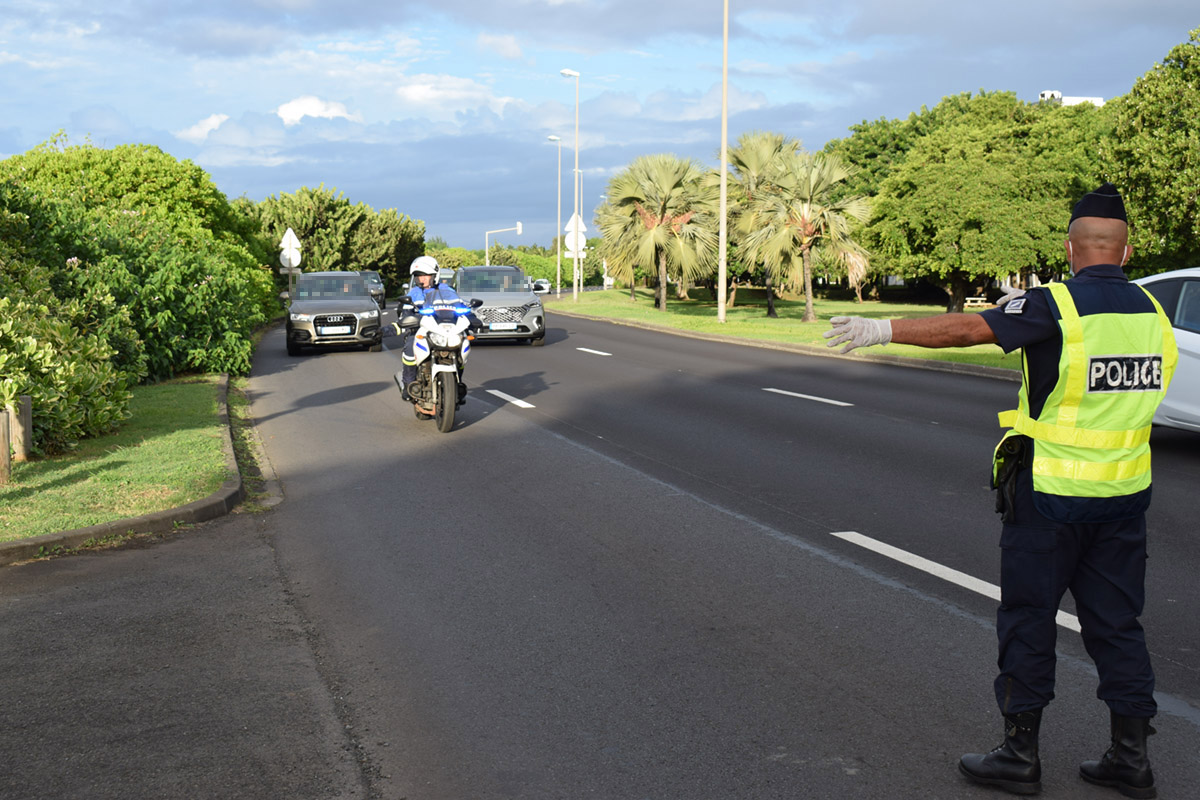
{"left": 547, "top": 288, "right": 1021, "bottom": 371}
{"left": 0, "top": 376, "right": 230, "bottom": 543}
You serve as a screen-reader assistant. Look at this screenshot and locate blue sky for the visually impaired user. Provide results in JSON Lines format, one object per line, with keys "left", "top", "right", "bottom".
{"left": 1, "top": 1, "right": 1195, "bottom": 249}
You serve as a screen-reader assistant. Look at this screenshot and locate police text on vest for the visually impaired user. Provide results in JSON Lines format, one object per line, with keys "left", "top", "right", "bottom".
{"left": 1087, "top": 356, "right": 1163, "bottom": 393}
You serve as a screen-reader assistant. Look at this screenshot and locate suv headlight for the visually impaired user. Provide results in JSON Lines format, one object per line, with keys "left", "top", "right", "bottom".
{"left": 355, "top": 309, "right": 380, "bottom": 320}
{"left": 290, "top": 312, "right": 313, "bottom": 322}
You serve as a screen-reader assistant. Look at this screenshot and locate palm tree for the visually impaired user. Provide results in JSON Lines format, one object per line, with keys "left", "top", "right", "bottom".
{"left": 596, "top": 154, "right": 717, "bottom": 311}
{"left": 742, "top": 152, "right": 869, "bottom": 322}
{"left": 727, "top": 131, "right": 800, "bottom": 317}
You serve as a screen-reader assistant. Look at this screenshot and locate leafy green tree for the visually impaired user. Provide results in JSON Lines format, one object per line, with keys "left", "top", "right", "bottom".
{"left": 727, "top": 131, "right": 801, "bottom": 316}
{"left": 0, "top": 139, "right": 275, "bottom": 380}
{"left": 1, "top": 184, "right": 137, "bottom": 452}
{"left": 1, "top": 137, "right": 271, "bottom": 263}
{"left": 742, "top": 152, "right": 869, "bottom": 322}
{"left": 426, "top": 247, "right": 477, "bottom": 270}
{"left": 252, "top": 185, "right": 425, "bottom": 294}
{"left": 596, "top": 154, "right": 718, "bottom": 311}
{"left": 1105, "top": 28, "right": 1200, "bottom": 272}
{"left": 864, "top": 93, "right": 1109, "bottom": 309}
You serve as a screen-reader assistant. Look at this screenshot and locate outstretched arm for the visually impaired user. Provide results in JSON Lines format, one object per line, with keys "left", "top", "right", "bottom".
{"left": 890, "top": 313, "right": 997, "bottom": 348}
{"left": 825, "top": 313, "right": 996, "bottom": 353}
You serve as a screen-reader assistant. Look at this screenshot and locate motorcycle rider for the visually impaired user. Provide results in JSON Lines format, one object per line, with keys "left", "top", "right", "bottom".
{"left": 398, "top": 255, "right": 481, "bottom": 402}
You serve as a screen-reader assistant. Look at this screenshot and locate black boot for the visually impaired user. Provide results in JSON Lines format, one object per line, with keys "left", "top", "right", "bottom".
{"left": 1079, "top": 712, "right": 1156, "bottom": 799}
{"left": 959, "top": 709, "right": 1042, "bottom": 795}
{"left": 400, "top": 365, "right": 417, "bottom": 401}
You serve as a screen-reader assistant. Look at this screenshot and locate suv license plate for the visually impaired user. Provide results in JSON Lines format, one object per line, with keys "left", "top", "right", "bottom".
{"left": 318, "top": 325, "right": 352, "bottom": 335}
{"left": 489, "top": 322, "right": 518, "bottom": 331}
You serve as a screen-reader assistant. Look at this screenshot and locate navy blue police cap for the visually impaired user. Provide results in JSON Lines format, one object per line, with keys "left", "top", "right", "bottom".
{"left": 1069, "top": 182, "right": 1127, "bottom": 224}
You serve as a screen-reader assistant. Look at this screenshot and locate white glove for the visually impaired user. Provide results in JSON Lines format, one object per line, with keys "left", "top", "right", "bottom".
{"left": 996, "top": 286, "right": 1026, "bottom": 306}
{"left": 823, "top": 316, "right": 892, "bottom": 354}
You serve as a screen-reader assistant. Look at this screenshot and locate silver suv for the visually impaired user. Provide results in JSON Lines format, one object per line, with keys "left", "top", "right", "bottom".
{"left": 359, "top": 270, "right": 386, "bottom": 309}
{"left": 284, "top": 271, "right": 383, "bottom": 356}
{"left": 453, "top": 265, "right": 546, "bottom": 345}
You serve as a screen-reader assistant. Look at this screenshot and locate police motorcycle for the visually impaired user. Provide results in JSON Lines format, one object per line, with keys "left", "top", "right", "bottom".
{"left": 393, "top": 297, "right": 483, "bottom": 433}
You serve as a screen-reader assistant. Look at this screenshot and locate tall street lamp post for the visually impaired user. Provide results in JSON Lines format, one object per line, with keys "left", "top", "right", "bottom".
{"left": 485, "top": 222, "right": 522, "bottom": 265}
{"left": 718, "top": 0, "right": 729, "bottom": 323}
{"left": 561, "top": 68, "right": 580, "bottom": 302}
{"left": 548, "top": 135, "right": 562, "bottom": 299}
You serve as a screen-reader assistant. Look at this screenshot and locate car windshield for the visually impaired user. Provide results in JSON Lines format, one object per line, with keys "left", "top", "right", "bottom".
{"left": 457, "top": 269, "right": 527, "bottom": 293}
{"left": 295, "top": 275, "right": 369, "bottom": 298}
{"left": 361, "top": 272, "right": 383, "bottom": 286}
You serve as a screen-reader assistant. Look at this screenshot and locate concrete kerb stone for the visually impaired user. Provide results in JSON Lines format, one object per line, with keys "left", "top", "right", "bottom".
{"left": 0, "top": 375, "right": 246, "bottom": 568}
{"left": 546, "top": 304, "right": 1023, "bottom": 384}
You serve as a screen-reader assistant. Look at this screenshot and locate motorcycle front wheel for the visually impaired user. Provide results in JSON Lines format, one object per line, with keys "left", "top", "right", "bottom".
{"left": 435, "top": 371, "right": 457, "bottom": 432}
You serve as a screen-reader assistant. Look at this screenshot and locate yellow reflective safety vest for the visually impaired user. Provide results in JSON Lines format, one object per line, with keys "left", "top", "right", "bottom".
{"left": 996, "top": 280, "right": 1177, "bottom": 512}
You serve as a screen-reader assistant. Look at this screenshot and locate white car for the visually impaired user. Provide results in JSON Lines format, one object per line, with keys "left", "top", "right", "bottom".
{"left": 1134, "top": 267, "right": 1200, "bottom": 433}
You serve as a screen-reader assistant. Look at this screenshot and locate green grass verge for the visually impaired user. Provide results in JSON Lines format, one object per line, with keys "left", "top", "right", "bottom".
{"left": 546, "top": 287, "right": 1023, "bottom": 371}
{"left": 0, "top": 376, "right": 231, "bottom": 543}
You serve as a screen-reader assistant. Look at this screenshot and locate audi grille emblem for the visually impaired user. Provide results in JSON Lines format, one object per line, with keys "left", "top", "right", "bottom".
{"left": 325, "top": 315, "right": 345, "bottom": 323}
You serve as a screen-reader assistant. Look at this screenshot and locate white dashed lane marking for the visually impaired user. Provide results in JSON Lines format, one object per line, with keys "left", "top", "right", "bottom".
{"left": 487, "top": 390, "right": 535, "bottom": 409}
{"left": 763, "top": 387, "right": 854, "bottom": 407}
{"left": 831, "top": 530, "right": 1082, "bottom": 633}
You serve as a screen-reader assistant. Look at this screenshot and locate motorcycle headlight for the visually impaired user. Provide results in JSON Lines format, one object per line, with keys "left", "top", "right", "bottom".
{"left": 356, "top": 309, "right": 380, "bottom": 320}
{"left": 427, "top": 329, "right": 452, "bottom": 348}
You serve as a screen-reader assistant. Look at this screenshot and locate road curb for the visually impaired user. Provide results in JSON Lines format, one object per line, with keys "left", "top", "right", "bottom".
{"left": 545, "top": 304, "right": 1022, "bottom": 383}
{"left": 0, "top": 375, "right": 246, "bottom": 567}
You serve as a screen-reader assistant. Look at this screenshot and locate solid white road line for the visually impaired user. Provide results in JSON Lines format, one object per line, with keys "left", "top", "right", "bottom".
{"left": 763, "top": 387, "right": 854, "bottom": 407}
{"left": 486, "top": 389, "right": 535, "bottom": 409}
{"left": 830, "top": 530, "right": 1082, "bottom": 633}
{"left": 577, "top": 347, "right": 613, "bottom": 357}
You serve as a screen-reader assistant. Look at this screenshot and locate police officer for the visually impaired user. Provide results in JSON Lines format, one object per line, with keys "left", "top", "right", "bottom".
{"left": 397, "top": 256, "right": 480, "bottom": 403}
{"left": 824, "top": 183, "right": 1177, "bottom": 798}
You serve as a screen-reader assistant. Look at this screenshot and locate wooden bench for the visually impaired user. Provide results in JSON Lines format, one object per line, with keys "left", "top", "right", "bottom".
{"left": 964, "top": 296, "right": 989, "bottom": 309}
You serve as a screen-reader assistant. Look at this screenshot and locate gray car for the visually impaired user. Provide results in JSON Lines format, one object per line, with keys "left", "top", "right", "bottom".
{"left": 359, "top": 269, "right": 386, "bottom": 309}
{"left": 453, "top": 265, "right": 546, "bottom": 345}
{"left": 284, "top": 271, "right": 383, "bottom": 356}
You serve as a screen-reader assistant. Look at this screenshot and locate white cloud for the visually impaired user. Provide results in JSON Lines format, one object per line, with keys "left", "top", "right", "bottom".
{"left": 276, "top": 96, "right": 364, "bottom": 126}
{"left": 394, "top": 74, "right": 515, "bottom": 118}
{"left": 477, "top": 33, "right": 524, "bottom": 61}
{"left": 174, "top": 113, "right": 230, "bottom": 144}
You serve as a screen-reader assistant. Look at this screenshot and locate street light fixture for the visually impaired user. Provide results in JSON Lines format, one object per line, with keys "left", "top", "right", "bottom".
{"left": 561, "top": 68, "right": 581, "bottom": 302}
{"left": 485, "top": 222, "right": 522, "bottom": 265}
{"left": 548, "top": 135, "right": 563, "bottom": 299}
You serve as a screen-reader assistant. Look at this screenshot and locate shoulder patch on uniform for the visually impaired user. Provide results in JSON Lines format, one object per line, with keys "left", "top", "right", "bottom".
{"left": 1004, "top": 298, "right": 1027, "bottom": 314}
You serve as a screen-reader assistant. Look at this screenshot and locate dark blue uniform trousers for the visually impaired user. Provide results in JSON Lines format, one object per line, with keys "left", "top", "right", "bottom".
{"left": 995, "top": 467, "right": 1156, "bottom": 718}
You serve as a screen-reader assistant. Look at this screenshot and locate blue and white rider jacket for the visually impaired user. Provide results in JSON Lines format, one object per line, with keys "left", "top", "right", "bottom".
{"left": 406, "top": 283, "right": 481, "bottom": 329}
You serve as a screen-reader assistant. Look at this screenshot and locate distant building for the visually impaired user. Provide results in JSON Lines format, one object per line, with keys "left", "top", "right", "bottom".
{"left": 1038, "top": 89, "right": 1106, "bottom": 107}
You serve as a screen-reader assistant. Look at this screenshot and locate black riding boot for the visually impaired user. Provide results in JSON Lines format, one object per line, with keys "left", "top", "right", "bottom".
{"left": 1079, "top": 711, "right": 1156, "bottom": 799}
{"left": 400, "top": 364, "right": 417, "bottom": 401}
{"left": 959, "top": 709, "right": 1042, "bottom": 795}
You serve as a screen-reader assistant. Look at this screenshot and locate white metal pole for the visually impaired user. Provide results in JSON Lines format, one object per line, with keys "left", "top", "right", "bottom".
{"left": 572, "top": 74, "right": 580, "bottom": 303}
{"left": 550, "top": 135, "right": 562, "bottom": 299}
{"left": 718, "top": 0, "right": 729, "bottom": 323}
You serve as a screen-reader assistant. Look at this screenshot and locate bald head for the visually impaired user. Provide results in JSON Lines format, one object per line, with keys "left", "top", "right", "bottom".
{"left": 1066, "top": 216, "right": 1130, "bottom": 273}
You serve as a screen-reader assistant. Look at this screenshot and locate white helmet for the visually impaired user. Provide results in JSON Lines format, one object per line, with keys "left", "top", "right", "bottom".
{"left": 410, "top": 255, "right": 439, "bottom": 276}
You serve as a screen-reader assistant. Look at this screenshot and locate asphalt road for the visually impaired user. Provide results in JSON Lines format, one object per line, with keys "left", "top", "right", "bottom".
{"left": 3, "top": 309, "right": 1198, "bottom": 799}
